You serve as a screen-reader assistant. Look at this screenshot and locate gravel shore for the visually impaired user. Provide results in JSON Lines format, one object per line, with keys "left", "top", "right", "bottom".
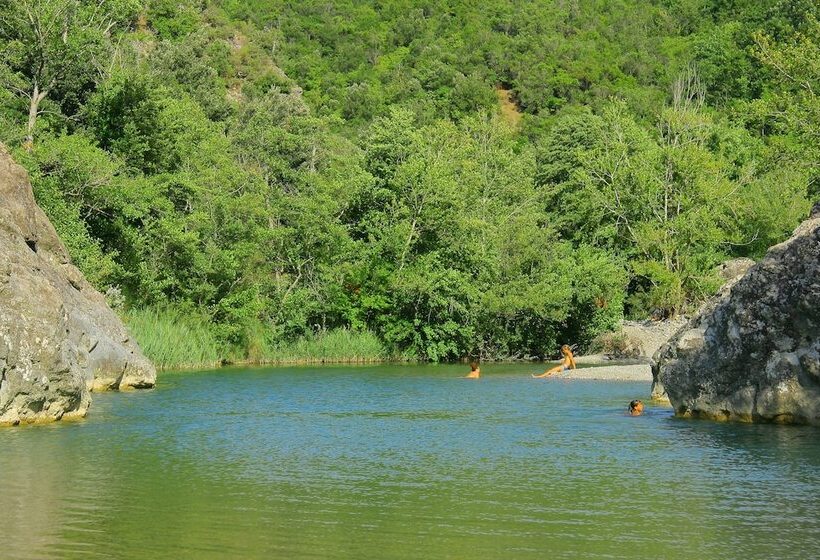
{"left": 536, "top": 362, "right": 653, "bottom": 382}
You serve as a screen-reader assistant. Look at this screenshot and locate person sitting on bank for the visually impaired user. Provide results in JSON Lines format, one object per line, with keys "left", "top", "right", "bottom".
{"left": 464, "top": 361, "right": 480, "bottom": 379}
{"left": 628, "top": 399, "right": 644, "bottom": 416}
{"left": 532, "top": 344, "right": 576, "bottom": 378}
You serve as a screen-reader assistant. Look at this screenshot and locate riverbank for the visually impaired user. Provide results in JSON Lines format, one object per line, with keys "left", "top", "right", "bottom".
{"left": 556, "top": 363, "right": 652, "bottom": 381}
{"left": 123, "top": 307, "right": 657, "bottom": 375}
{"left": 125, "top": 306, "right": 661, "bottom": 378}
{"left": 162, "top": 357, "right": 653, "bottom": 383}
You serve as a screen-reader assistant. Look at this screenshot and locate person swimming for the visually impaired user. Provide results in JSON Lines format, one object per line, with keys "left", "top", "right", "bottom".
{"left": 628, "top": 399, "right": 644, "bottom": 416}
{"left": 532, "top": 344, "right": 576, "bottom": 378}
{"left": 464, "top": 361, "right": 480, "bottom": 379}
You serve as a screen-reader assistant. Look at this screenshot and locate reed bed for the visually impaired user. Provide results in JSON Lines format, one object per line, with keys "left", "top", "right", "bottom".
{"left": 123, "top": 307, "right": 222, "bottom": 370}
{"left": 256, "top": 328, "right": 387, "bottom": 364}
{"left": 124, "top": 307, "right": 387, "bottom": 370}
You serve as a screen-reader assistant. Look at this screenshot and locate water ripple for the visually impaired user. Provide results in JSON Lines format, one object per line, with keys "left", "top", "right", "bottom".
{"left": 1, "top": 364, "right": 818, "bottom": 559}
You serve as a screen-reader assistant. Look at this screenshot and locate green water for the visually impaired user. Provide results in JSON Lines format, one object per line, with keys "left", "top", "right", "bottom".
{"left": 2, "top": 364, "right": 818, "bottom": 559}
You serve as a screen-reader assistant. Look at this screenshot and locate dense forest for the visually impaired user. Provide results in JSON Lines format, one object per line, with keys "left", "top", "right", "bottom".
{"left": 1, "top": 0, "right": 816, "bottom": 366}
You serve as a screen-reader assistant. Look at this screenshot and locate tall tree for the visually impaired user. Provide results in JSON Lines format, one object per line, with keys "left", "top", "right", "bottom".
{"left": 754, "top": 16, "right": 820, "bottom": 197}
{"left": 0, "top": 0, "right": 137, "bottom": 146}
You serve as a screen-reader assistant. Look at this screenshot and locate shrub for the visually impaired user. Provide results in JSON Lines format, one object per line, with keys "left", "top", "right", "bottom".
{"left": 589, "top": 331, "right": 644, "bottom": 359}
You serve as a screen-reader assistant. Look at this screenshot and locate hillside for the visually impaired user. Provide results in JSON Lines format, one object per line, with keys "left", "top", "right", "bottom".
{"left": 0, "top": 0, "right": 816, "bottom": 365}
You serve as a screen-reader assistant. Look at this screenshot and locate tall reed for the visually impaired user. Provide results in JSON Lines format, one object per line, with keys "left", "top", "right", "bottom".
{"left": 124, "top": 307, "right": 388, "bottom": 369}
{"left": 256, "top": 328, "right": 387, "bottom": 364}
{"left": 123, "top": 307, "right": 222, "bottom": 370}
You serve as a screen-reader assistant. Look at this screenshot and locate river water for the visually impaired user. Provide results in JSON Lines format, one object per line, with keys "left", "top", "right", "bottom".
{"left": 1, "top": 364, "right": 818, "bottom": 559}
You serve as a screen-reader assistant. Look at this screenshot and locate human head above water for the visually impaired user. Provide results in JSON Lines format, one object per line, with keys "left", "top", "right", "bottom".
{"left": 469, "top": 361, "right": 479, "bottom": 371}
{"left": 629, "top": 399, "right": 644, "bottom": 415}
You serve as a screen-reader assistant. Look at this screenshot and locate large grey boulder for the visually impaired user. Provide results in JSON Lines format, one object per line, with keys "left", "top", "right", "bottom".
{"left": 652, "top": 213, "right": 820, "bottom": 425}
{"left": 650, "top": 258, "right": 755, "bottom": 401}
{"left": 0, "top": 146, "right": 155, "bottom": 425}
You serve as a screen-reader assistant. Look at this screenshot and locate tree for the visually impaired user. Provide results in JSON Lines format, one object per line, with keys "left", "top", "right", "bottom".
{"left": 754, "top": 16, "right": 820, "bottom": 197}
{"left": 0, "top": 0, "right": 138, "bottom": 146}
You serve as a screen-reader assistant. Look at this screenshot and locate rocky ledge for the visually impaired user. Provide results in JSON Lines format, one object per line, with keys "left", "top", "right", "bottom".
{"left": 652, "top": 212, "right": 819, "bottom": 425}
{"left": 0, "top": 147, "right": 155, "bottom": 426}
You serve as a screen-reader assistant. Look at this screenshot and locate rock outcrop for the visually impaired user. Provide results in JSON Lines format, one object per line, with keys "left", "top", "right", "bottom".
{"left": 0, "top": 146, "right": 155, "bottom": 426}
{"left": 652, "top": 214, "right": 820, "bottom": 425}
{"left": 650, "top": 258, "right": 755, "bottom": 401}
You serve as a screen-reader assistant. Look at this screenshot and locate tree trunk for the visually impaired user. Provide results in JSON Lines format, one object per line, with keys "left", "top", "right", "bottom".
{"left": 24, "top": 83, "right": 48, "bottom": 150}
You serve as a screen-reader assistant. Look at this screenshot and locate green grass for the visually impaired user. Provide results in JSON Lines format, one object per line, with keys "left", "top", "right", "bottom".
{"left": 255, "top": 328, "right": 387, "bottom": 364}
{"left": 123, "top": 306, "right": 388, "bottom": 370}
{"left": 123, "top": 307, "right": 222, "bottom": 371}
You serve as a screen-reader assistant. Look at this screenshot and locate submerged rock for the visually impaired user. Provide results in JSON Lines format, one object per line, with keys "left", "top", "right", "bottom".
{"left": 652, "top": 212, "right": 820, "bottom": 425}
{"left": 0, "top": 146, "right": 155, "bottom": 426}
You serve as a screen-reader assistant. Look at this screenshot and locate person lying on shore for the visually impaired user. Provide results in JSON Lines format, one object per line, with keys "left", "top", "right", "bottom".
{"left": 464, "top": 361, "right": 480, "bottom": 379}
{"left": 532, "top": 344, "right": 576, "bottom": 378}
{"left": 628, "top": 400, "right": 644, "bottom": 416}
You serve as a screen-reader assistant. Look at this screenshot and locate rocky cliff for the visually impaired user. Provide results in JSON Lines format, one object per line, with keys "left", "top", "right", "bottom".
{"left": 650, "top": 258, "right": 755, "bottom": 401}
{"left": 652, "top": 214, "right": 819, "bottom": 425}
{"left": 0, "top": 147, "right": 155, "bottom": 426}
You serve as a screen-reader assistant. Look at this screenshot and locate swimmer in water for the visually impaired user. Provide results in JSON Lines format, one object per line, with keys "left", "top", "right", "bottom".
{"left": 464, "top": 361, "right": 480, "bottom": 379}
{"left": 628, "top": 399, "right": 644, "bottom": 416}
{"left": 532, "top": 344, "right": 576, "bottom": 378}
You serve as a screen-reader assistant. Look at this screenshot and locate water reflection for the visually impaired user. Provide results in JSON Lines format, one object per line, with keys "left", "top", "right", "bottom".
{"left": 1, "top": 433, "right": 64, "bottom": 559}
{"left": 1, "top": 364, "right": 818, "bottom": 559}
{"left": 666, "top": 417, "right": 820, "bottom": 555}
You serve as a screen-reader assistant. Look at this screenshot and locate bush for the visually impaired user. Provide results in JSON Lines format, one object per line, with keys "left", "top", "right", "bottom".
{"left": 589, "top": 331, "right": 644, "bottom": 359}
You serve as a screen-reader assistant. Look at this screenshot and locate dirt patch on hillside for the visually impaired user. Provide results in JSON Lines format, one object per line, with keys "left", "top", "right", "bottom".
{"left": 496, "top": 86, "right": 522, "bottom": 128}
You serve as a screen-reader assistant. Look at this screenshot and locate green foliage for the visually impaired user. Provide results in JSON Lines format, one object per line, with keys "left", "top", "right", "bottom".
{"left": 753, "top": 16, "right": 820, "bottom": 197}
{"left": 147, "top": 0, "right": 202, "bottom": 39}
{"left": 14, "top": 134, "right": 123, "bottom": 287}
{"left": 692, "top": 22, "right": 760, "bottom": 104}
{"left": 123, "top": 307, "right": 222, "bottom": 370}
{"left": 85, "top": 71, "right": 178, "bottom": 173}
{"left": 1, "top": 0, "right": 814, "bottom": 366}
{"left": 541, "top": 97, "right": 808, "bottom": 317}
{"left": 149, "top": 31, "right": 232, "bottom": 120}
{"left": 259, "top": 328, "right": 387, "bottom": 364}
{"left": 0, "top": 0, "right": 140, "bottom": 141}
{"left": 345, "top": 111, "right": 629, "bottom": 359}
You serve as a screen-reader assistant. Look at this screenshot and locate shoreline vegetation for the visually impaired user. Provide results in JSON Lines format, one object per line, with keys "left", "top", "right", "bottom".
{"left": 124, "top": 307, "right": 390, "bottom": 370}
{"left": 2, "top": 1, "right": 816, "bottom": 370}
{"left": 124, "top": 306, "right": 653, "bottom": 380}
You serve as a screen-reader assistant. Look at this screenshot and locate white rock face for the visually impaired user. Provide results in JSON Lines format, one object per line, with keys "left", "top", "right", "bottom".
{"left": 0, "top": 146, "right": 155, "bottom": 425}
